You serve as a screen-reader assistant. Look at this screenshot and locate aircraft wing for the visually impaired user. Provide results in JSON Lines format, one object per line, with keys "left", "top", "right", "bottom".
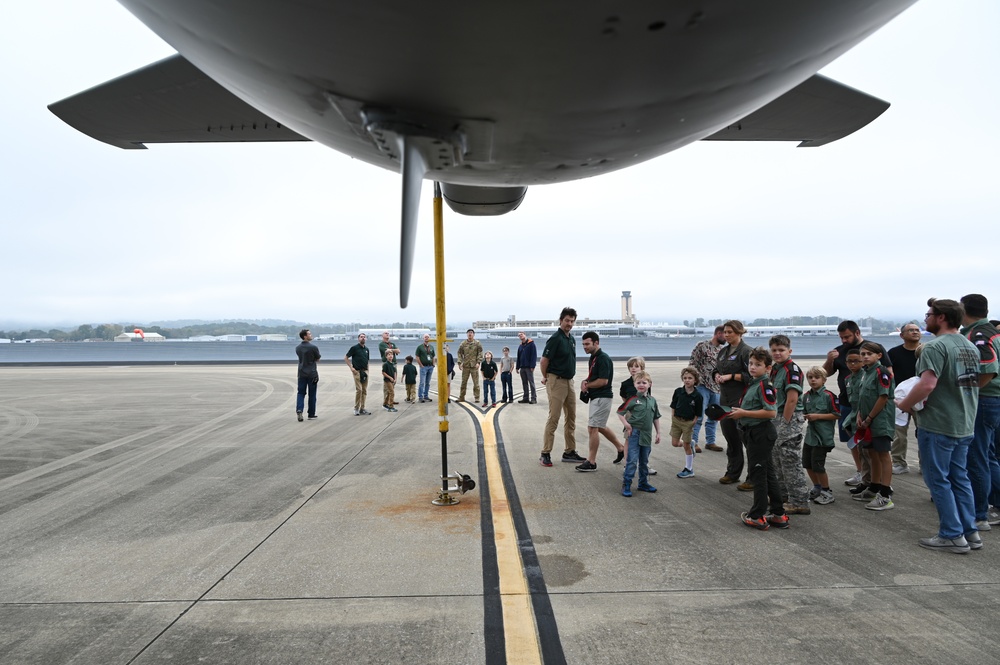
{"left": 703, "top": 74, "right": 890, "bottom": 147}
{"left": 48, "top": 55, "right": 308, "bottom": 149}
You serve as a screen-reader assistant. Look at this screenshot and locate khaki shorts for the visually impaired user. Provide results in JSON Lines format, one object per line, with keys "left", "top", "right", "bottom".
{"left": 670, "top": 415, "right": 696, "bottom": 443}
{"left": 587, "top": 397, "right": 613, "bottom": 428}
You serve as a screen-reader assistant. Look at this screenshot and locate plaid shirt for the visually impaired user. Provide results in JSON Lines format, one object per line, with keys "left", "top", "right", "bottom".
{"left": 689, "top": 340, "right": 721, "bottom": 393}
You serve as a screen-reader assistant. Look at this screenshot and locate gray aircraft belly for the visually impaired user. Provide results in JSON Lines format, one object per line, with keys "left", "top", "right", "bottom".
{"left": 115, "top": 0, "right": 918, "bottom": 187}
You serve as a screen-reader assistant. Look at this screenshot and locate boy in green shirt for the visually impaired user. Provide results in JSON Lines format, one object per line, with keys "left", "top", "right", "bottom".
{"left": 769, "top": 335, "right": 810, "bottom": 515}
{"left": 402, "top": 355, "right": 418, "bottom": 403}
{"left": 803, "top": 367, "right": 840, "bottom": 505}
{"left": 842, "top": 348, "right": 874, "bottom": 499}
{"left": 733, "top": 347, "right": 785, "bottom": 530}
{"left": 382, "top": 350, "right": 398, "bottom": 413}
{"left": 854, "top": 341, "right": 896, "bottom": 511}
{"left": 617, "top": 371, "right": 661, "bottom": 497}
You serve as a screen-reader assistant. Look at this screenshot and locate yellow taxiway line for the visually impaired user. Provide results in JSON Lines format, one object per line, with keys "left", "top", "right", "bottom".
{"left": 468, "top": 404, "right": 542, "bottom": 664}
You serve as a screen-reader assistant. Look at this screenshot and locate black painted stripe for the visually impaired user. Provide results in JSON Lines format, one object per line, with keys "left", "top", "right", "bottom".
{"left": 467, "top": 415, "right": 506, "bottom": 665}
{"left": 491, "top": 407, "right": 567, "bottom": 665}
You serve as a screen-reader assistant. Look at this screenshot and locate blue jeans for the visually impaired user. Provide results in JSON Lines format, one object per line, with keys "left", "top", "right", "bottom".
{"left": 483, "top": 379, "right": 496, "bottom": 404}
{"left": 918, "top": 429, "right": 976, "bottom": 539}
{"left": 971, "top": 395, "right": 1000, "bottom": 517}
{"left": 418, "top": 365, "right": 434, "bottom": 399}
{"left": 691, "top": 385, "right": 720, "bottom": 445}
{"left": 838, "top": 398, "right": 853, "bottom": 444}
{"left": 296, "top": 377, "right": 317, "bottom": 417}
{"left": 500, "top": 371, "right": 513, "bottom": 401}
{"left": 622, "top": 428, "right": 651, "bottom": 488}
{"left": 991, "top": 410, "right": 1000, "bottom": 508}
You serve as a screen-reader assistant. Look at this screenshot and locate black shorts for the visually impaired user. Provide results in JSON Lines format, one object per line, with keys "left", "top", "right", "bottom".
{"left": 868, "top": 435, "right": 892, "bottom": 453}
{"left": 802, "top": 445, "right": 831, "bottom": 473}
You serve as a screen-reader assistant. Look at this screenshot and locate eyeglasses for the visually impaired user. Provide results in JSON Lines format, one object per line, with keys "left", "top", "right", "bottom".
{"left": 924, "top": 312, "right": 937, "bottom": 319}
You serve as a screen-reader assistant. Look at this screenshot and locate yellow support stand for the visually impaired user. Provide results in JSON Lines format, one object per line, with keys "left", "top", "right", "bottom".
{"left": 431, "top": 182, "right": 459, "bottom": 506}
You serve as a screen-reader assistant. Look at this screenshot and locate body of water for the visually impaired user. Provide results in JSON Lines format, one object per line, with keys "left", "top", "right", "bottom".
{"left": 0, "top": 335, "right": 907, "bottom": 365}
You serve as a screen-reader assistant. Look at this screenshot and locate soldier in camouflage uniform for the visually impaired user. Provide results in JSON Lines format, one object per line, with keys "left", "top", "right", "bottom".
{"left": 457, "top": 329, "right": 484, "bottom": 403}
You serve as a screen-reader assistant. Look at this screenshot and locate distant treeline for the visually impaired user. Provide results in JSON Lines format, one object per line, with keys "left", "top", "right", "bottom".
{"left": 0, "top": 321, "right": 436, "bottom": 341}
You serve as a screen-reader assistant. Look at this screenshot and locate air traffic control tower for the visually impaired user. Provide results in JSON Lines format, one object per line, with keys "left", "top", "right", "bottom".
{"left": 621, "top": 291, "right": 636, "bottom": 323}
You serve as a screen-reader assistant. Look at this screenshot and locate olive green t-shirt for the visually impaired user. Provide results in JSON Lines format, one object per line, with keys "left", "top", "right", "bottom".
{"left": 737, "top": 375, "right": 776, "bottom": 428}
{"left": 915, "top": 333, "right": 980, "bottom": 438}
{"left": 770, "top": 359, "right": 804, "bottom": 413}
{"left": 617, "top": 393, "right": 661, "bottom": 447}
{"left": 803, "top": 388, "right": 839, "bottom": 447}
{"left": 855, "top": 362, "right": 895, "bottom": 439}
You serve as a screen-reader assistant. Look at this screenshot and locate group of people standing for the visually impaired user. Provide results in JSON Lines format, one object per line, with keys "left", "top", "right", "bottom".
{"left": 677, "top": 298, "right": 1000, "bottom": 550}
{"left": 452, "top": 329, "right": 541, "bottom": 406}
{"left": 297, "top": 328, "right": 543, "bottom": 416}
{"left": 295, "top": 295, "right": 1000, "bottom": 553}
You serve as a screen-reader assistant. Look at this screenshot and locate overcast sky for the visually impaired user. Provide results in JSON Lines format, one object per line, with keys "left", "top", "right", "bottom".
{"left": 2, "top": 1, "right": 997, "bottom": 330}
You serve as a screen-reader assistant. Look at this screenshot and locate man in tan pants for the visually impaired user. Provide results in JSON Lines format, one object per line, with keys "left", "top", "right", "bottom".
{"left": 539, "top": 307, "right": 585, "bottom": 466}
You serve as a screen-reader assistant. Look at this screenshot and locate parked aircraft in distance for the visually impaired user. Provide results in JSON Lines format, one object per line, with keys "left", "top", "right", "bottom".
{"left": 50, "top": 1, "right": 919, "bottom": 306}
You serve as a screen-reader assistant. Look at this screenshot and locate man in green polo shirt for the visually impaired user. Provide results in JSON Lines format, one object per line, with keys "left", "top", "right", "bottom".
{"left": 539, "top": 307, "right": 585, "bottom": 466}
{"left": 959, "top": 294, "right": 1000, "bottom": 529}
{"left": 345, "top": 333, "right": 372, "bottom": 416}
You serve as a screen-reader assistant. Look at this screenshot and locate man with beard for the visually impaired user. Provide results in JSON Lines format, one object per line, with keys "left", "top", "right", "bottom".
{"left": 345, "top": 333, "right": 372, "bottom": 416}
{"left": 898, "top": 298, "right": 981, "bottom": 554}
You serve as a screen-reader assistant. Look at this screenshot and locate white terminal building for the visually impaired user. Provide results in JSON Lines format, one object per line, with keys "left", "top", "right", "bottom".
{"left": 472, "top": 291, "right": 865, "bottom": 340}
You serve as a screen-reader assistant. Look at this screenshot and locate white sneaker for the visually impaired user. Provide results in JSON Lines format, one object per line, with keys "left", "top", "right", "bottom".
{"left": 814, "top": 489, "right": 835, "bottom": 505}
{"left": 919, "top": 535, "right": 970, "bottom": 554}
{"left": 865, "top": 494, "right": 895, "bottom": 511}
{"left": 892, "top": 464, "right": 909, "bottom": 474}
{"left": 975, "top": 519, "right": 992, "bottom": 531}
{"left": 966, "top": 531, "right": 984, "bottom": 550}
{"left": 844, "top": 471, "right": 862, "bottom": 486}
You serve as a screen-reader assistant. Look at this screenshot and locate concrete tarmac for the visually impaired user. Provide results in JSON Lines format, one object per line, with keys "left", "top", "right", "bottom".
{"left": 1, "top": 362, "right": 998, "bottom": 664}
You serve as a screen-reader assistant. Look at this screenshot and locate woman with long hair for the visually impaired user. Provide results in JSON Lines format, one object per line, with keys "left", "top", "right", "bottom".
{"left": 715, "top": 320, "right": 753, "bottom": 486}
